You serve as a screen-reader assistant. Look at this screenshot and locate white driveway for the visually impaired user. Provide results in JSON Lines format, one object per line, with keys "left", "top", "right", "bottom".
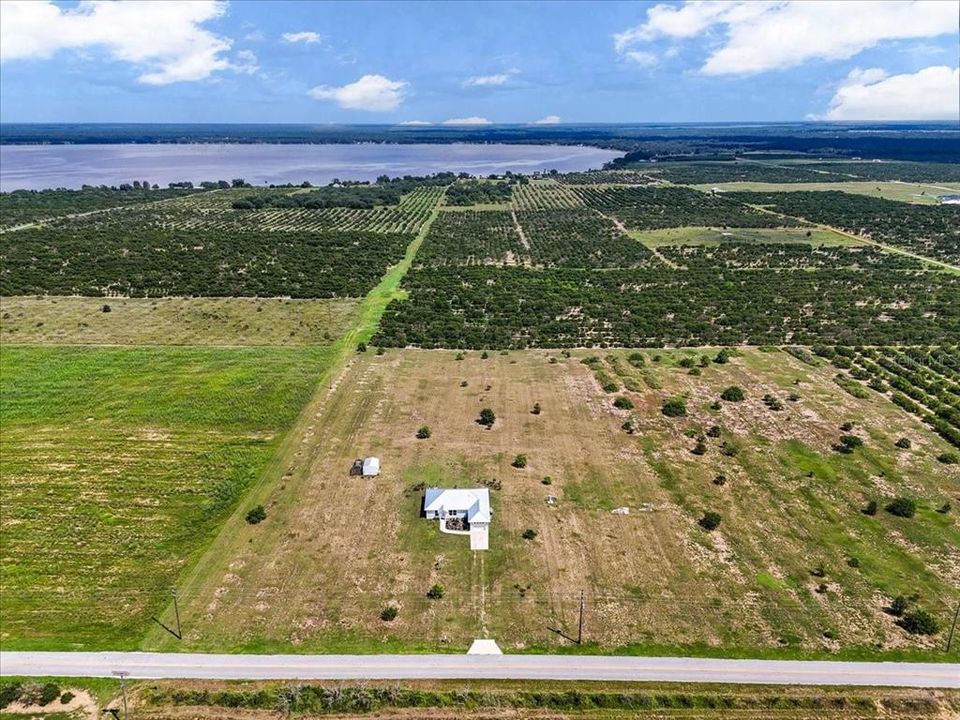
{"left": 469, "top": 525, "right": 489, "bottom": 550}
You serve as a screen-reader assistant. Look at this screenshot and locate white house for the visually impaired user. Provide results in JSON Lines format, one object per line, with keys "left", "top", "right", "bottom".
{"left": 362, "top": 456, "right": 380, "bottom": 477}
{"left": 423, "top": 487, "right": 491, "bottom": 550}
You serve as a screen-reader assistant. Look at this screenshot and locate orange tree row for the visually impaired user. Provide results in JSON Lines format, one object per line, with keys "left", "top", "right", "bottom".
{"left": 372, "top": 266, "right": 960, "bottom": 349}
{"left": 0, "top": 224, "right": 411, "bottom": 298}
{"left": 729, "top": 191, "right": 960, "bottom": 265}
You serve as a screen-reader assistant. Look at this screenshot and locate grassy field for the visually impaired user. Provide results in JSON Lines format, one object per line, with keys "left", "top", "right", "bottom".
{"left": 0, "top": 296, "right": 359, "bottom": 346}
{"left": 628, "top": 226, "right": 859, "bottom": 248}
{"left": 693, "top": 181, "right": 958, "bottom": 204}
{"left": 149, "top": 348, "right": 959, "bottom": 659}
{"left": 0, "top": 344, "right": 339, "bottom": 649}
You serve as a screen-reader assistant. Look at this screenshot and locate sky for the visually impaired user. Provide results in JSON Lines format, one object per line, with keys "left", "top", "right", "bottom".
{"left": 1, "top": 0, "right": 958, "bottom": 124}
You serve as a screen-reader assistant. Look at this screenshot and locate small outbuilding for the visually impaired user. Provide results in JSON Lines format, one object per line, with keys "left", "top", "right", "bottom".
{"left": 362, "top": 456, "right": 380, "bottom": 477}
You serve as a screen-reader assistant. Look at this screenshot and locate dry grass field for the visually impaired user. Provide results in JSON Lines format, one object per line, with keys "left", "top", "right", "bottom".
{"left": 0, "top": 296, "right": 360, "bottom": 346}
{"left": 150, "top": 348, "right": 959, "bottom": 658}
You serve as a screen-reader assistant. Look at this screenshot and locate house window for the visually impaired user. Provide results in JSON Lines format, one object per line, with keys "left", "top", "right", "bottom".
{"left": 447, "top": 509, "right": 458, "bottom": 517}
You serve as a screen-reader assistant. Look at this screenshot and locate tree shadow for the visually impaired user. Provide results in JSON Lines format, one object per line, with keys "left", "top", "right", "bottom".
{"left": 151, "top": 615, "right": 181, "bottom": 640}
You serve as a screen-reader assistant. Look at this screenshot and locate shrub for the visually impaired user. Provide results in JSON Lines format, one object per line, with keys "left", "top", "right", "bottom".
{"left": 512, "top": 454, "right": 527, "bottom": 469}
{"left": 862, "top": 500, "right": 878, "bottom": 516}
{"left": 481, "top": 350, "right": 489, "bottom": 359}
{"left": 691, "top": 441, "right": 708, "bottom": 456}
{"left": 478, "top": 408, "right": 496, "bottom": 427}
{"left": 890, "top": 594, "right": 910, "bottom": 617}
{"left": 60, "top": 692, "right": 75, "bottom": 705}
{"left": 521, "top": 528, "right": 538, "bottom": 540}
{"left": 706, "top": 425, "right": 722, "bottom": 438}
{"left": 839, "top": 435, "right": 863, "bottom": 450}
{"left": 720, "top": 386, "right": 745, "bottom": 402}
{"left": 847, "top": 557, "right": 860, "bottom": 568}
{"left": 714, "top": 349, "right": 732, "bottom": 364}
{"left": 613, "top": 396, "right": 634, "bottom": 410}
{"left": 426, "top": 584, "right": 444, "bottom": 600}
{"left": 627, "top": 352, "right": 645, "bottom": 367}
{"left": 416, "top": 425, "right": 431, "bottom": 439}
{"left": 541, "top": 476, "right": 552, "bottom": 485}
{"left": 621, "top": 417, "right": 638, "bottom": 434}
{"left": 460, "top": 380, "right": 468, "bottom": 387}
{"left": 245, "top": 505, "right": 267, "bottom": 524}
{"left": 356, "top": 342, "right": 367, "bottom": 353}
{"left": 455, "top": 352, "right": 465, "bottom": 361}
{"left": 101, "top": 304, "right": 111, "bottom": 313}
{"left": 709, "top": 401, "right": 722, "bottom": 411}
{"left": 840, "top": 421, "right": 854, "bottom": 431}
{"left": 938, "top": 451, "right": 959, "bottom": 465}
{"left": 886, "top": 497, "right": 917, "bottom": 518}
{"left": 380, "top": 606, "right": 398, "bottom": 621}
{"left": 895, "top": 437, "right": 912, "bottom": 449}
{"left": 679, "top": 357, "right": 696, "bottom": 368}
{"left": 713, "top": 474, "right": 726, "bottom": 486}
{"left": 531, "top": 402, "right": 541, "bottom": 415}
{"left": 0, "top": 683, "right": 23, "bottom": 709}
{"left": 39, "top": 684, "right": 60, "bottom": 706}
{"left": 719, "top": 440, "right": 741, "bottom": 457}
{"left": 937, "top": 502, "right": 951, "bottom": 514}
{"left": 661, "top": 397, "right": 687, "bottom": 417}
{"left": 899, "top": 609, "right": 939, "bottom": 636}
{"left": 699, "top": 511, "right": 722, "bottom": 531}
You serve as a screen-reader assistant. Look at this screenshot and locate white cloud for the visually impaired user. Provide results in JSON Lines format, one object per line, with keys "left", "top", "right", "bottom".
{"left": 308, "top": 74, "right": 407, "bottom": 111}
{"left": 442, "top": 116, "right": 492, "bottom": 126}
{"left": 624, "top": 50, "right": 658, "bottom": 67}
{"left": 814, "top": 65, "right": 960, "bottom": 121}
{"left": 0, "top": 0, "right": 242, "bottom": 85}
{"left": 282, "top": 31, "right": 322, "bottom": 44}
{"left": 398, "top": 120, "right": 432, "bottom": 126}
{"left": 233, "top": 50, "right": 259, "bottom": 75}
{"left": 532, "top": 115, "right": 561, "bottom": 125}
{"left": 614, "top": 1, "right": 957, "bottom": 76}
{"left": 463, "top": 69, "right": 519, "bottom": 87}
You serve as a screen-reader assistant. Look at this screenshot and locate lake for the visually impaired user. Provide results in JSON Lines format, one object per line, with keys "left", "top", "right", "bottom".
{"left": 0, "top": 143, "right": 621, "bottom": 191}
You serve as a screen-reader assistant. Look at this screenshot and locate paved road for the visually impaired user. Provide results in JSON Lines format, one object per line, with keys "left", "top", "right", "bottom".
{"left": 1, "top": 652, "right": 957, "bottom": 688}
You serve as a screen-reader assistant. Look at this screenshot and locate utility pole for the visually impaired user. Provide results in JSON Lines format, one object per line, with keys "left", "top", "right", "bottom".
{"left": 112, "top": 671, "right": 129, "bottom": 720}
{"left": 171, "top": 587, "right": 182, "bottom": 639}
{"left": 947, "top": 599, "right": 960, "bottom": 655}
{"left": 577, "top": 590, "right": 585, "bottom": 645}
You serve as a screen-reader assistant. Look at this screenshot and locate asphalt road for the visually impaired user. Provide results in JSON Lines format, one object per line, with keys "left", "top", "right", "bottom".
{"left": 1, "top": 652, "right": 958, "bottom": 688}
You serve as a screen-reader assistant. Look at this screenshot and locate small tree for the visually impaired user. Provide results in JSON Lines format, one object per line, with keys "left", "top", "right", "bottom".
{"left": 862, "top": 500, "right": 878, "bottom": 516}
{"left": 938, "top": 451, "right": 959, "bottom": 465}
{"left": 691, "top": 441, "right": 708, "bottom": 456}
{"left": 890, "top": 594, "right": 910, "bottom": 617}
{"left": 380, "top": 606, "right": 398, "bottom": 621}
{"left": 512, "top": 454, "right": 527, "bottom": 469}
{"left": 613, "top": 396, "right": 634, "bottom": 410}
{"left": 714, "top": 349, "right": 731, "bottom": 364}
{"left": 886, "top": 497, "right": 917, "bottom": 518}
{"left": 480, "top": 350, "right": 489, "bottom": 359}
{"left": 720, "top": 386, "right": 745, "bottom": 402}
{"left": 521, "top": 528, "right": 538, "bottom": 540}
{"left": 713, "top": 474, "right": 727, "bottom": 486}
{"left": 101, "top": 304, "right": 111, "bottom": 313}
{"left": 356, "top": 342, "right": 367, "bottom": 353}
{"left": 531, "top": 402, "right": 541, "bottom": 415}
{"left": 245, "top": 505, "right": 267, "bottom": 524}
{"left": 416, "top": 425, "right": 431, "bottom": 439}
{"left": 426, "top": 584, "right": 444, "bottom": 600}
{"left": 478, "top": 408, "right": 496, "bottom": 427}
{"left": 895, "top": 437, "right": 912, "bottom": 449}
{"left": 899, "top": 609, "right": 939, "bottom": 636}
{"left": 661, "top": 397, "right": 687, "bottom": 417}
{"left": 699, "top": 511, "right": 722, "bottom": 531}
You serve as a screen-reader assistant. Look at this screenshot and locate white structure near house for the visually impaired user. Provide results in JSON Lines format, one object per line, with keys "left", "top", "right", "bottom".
{"left": 362, "top": 456, "right": 380, "bottom": 477}
{"left": 423, "top": 487, "right": 491, "bottom": 550}
{"left": 938, "top": 194, "right": 960, "bottom": 205}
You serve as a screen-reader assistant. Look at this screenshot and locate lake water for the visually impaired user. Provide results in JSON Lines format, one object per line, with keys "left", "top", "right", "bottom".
{"left": 0, "top": 143, "right": 621, "bottom": 191}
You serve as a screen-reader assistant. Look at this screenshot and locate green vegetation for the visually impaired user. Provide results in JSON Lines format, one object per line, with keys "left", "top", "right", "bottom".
{"left": 245, "top": 505, "right": 267, "bottom": 524}
{"left": 0, "top": 344, "right": 336, "bottom": 648}
{"left": 446, "top": 179, "right": 517, "bottom": 206}
{"left": 0, "top": 184, "right": 203, "bottom": 228}
{"left": 729, "top": 190, "right": 960, "bottom": 265}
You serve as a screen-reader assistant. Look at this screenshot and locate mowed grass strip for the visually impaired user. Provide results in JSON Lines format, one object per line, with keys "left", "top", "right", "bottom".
{"left": 0, "top": 344, "right": 336, "bottom": 649}
{"left": 0, "top": 296, "right": 360, "bottom": 347}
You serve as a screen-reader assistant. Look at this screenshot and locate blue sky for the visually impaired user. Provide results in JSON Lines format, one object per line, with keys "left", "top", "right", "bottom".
{"left": 1, "top": 1, "right": 957, "bottom": 124}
